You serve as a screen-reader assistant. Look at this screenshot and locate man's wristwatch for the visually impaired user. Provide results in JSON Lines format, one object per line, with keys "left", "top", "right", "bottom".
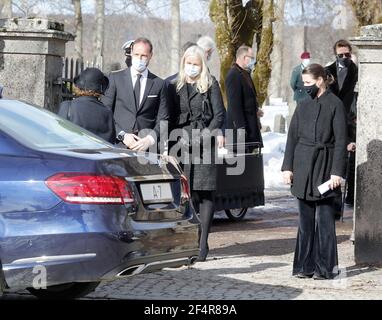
{"left": 117, "top": 131, "right": 126, "bottom": 142}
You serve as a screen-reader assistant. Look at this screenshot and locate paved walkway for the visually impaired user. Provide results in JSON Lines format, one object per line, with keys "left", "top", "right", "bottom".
{"left": 2, "top": 191, "right": 382, "bottom": 300}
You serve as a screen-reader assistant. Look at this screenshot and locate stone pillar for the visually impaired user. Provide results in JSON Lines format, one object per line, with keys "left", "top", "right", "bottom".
{"left": 350, "top": 24, "right": 382, "bottom": 264}
{"left": 0, "top": 18, "right": 74, "bottom": 112}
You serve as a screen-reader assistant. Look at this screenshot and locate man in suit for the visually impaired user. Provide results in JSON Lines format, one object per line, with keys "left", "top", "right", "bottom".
{"left": 225, "top": 45, "right": 263, "bottom": 152}
{"left": 326, "top": 39, "right": 358, "bottom": 209}
{"left": 102, "top": 37, "right": 168, "bottom": 151}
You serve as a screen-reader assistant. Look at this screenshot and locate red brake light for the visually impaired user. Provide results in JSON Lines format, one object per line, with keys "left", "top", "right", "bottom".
{"left": 45, "top": 173, "right": 135, "bottom": 205}
{"left": 180, "top": 174, "right": 190, "bottom": 203}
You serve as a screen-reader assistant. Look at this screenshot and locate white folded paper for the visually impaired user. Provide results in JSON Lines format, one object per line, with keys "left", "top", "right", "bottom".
{"left": 317, "top": 179, "right": 332, "bottom": 195}
{"left": 217, "top": 147, "right": 229, "bottom": 157}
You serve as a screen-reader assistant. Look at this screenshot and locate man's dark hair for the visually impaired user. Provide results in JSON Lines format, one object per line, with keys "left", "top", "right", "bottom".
{"left": 182, "top": 41, "right": 196, "bottom": 54}
{"left": 333, "top": 39, "right": 352, "bottom": 54}
{"left": 236, "top": 45, "right": 252, "bottom": 59}
{"left": 132, "top": 37, "right": 153, "bottom": 53}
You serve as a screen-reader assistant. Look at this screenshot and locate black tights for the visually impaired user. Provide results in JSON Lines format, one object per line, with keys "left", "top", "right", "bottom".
{"left": 192, "top": 191, "right": 215, "bottom": 256}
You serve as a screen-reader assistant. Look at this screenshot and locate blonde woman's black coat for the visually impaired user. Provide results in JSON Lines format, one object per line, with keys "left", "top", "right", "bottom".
{"left": 281, "top": 91, "right": 348, "bottom": 201}
{"left": 167, "top": 77, "right": 226, "bottom": 191}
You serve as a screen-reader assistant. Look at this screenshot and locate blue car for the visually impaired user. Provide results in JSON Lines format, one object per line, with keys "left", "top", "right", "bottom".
{"left": 0, "top": 99, "right": 200, "bottom": 299}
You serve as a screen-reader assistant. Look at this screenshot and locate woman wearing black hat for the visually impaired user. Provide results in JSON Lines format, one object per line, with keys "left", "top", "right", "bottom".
{"left": 58, "top": 67, "right": 116, "bottom": 143}
{"left": 282, "top": 63, "right": 348, "bottom": 280}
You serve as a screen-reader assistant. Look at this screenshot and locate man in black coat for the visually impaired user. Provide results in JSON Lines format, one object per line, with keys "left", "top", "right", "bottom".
{"left": 225, "top": 45, "right": 263, "bottom": 151}
{"left": 102, "top": 37, "right": 168, "bottom": 152}
{"left": 326, "top": 39, "right": 358, "bottom": 206}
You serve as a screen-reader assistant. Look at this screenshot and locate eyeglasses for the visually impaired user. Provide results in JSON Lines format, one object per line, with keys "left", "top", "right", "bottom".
{"left": 337, "top": 53, "right": 351, "bottom": 58}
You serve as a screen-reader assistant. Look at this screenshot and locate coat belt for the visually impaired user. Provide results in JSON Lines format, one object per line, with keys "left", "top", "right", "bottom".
{"left": 298, "top": 139, "right": 334, "bottom": 197}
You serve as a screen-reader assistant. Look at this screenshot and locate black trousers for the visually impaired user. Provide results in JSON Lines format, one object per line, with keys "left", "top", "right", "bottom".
{"left": 192, "top": 191, "right": 215, "bottom": 256}
{"left": 293, "top": 197, "right": 339, "bottom": 279}
{"left": 346, "top": 151, "right": 356, "bottom": 202}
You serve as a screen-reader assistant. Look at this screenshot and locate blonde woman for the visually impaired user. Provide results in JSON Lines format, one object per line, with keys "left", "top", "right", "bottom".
{"left": 167, "top": 45, "right": 225, "bottom": 261}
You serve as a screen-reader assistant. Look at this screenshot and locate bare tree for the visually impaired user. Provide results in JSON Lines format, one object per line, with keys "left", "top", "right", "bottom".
{"left": 94, "top": 0, "right": 105, "bottom": 68}
{"left": 170, "top": 0, "right": 180, "bottom": 74}
{"left": 0, "top": 0, "right": 12, "bottom": 18}
{"left": 268, "top": 0, "right": 285, "bottom": 99}
{"left": 210, "top": 0, "right": 262, "bottom": 98}
{"left": 12, "top": 0, "right": 41, "bottom": 17}
{"left": 72, "top": 0, "right": 83, "bottom": 60}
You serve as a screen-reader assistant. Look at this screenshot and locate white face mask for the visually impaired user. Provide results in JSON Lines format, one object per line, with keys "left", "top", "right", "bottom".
{"left": 302, "top": 59, "right": 310, "bottom": 67}
{"left": 184, "top": 63, "right": 201, "bottom": 78}
{"left": 131, "top": 56, "right": 148, "bottom": 72}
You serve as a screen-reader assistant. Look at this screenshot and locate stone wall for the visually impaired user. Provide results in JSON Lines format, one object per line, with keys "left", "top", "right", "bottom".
{"left": 0, "top": 18, "right": 73, "bottom": 112}
{"left": 350, "top": 24, "right": 382, "bottom": 264}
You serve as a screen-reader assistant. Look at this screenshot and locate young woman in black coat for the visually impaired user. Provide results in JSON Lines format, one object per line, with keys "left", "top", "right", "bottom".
{"left": 167, "top": 45, "right": 226, "bottom": 261}
{"left": 58, "top": 68, "right": 116, "bottom": 144}
{"left": 282, "top": 64, "right": 348, "bottom": 280}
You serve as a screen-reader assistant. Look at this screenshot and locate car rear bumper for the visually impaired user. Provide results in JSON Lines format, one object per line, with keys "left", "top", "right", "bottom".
{"left": 1, "top": 218, "right": 200, "bottom": 289}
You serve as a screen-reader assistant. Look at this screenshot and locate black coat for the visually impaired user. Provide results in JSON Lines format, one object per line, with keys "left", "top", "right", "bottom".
{"left": 326, "top": 61, "right": 358, "bottom": 114}
{"left": 167, "top": 78, "right": 226, "bottom": 191}
{"left": 225, "top": 64, "right": 263, "bottom": 147}
{"left": 101, "top": 68, "right": 169, "bottom": 138}
{"left": 281, "top": 91, "right": 348, "bottom": 201}
{"left": 58, "top": 96, "right": 116, "bottom": 143}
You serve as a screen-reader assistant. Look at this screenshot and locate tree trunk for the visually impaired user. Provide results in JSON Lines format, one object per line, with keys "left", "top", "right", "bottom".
{"left": 72, "top": 0, "right": 83, "bottom": 60}
{"left": 94, "top": 0, "right": 105, "bottom": 69}
{"left": 268, "top": 0, "right": 285, "bottom": 99}
{"left": 0, "top": 0, "right": 12, "bottom": 18}
{"left": 253, "top": 0, "right": 274, "bottom": 106}
{"left": 170, "top": 0, "right": 181, "bottom": 74}
{"left": 210, "top": 0, "right": 261, "bottom": 98}
{"left": 347, "top": 0, "right": 382, "bottom": 29}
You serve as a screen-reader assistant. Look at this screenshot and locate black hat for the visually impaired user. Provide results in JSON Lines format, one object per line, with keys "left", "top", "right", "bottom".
{"left": 74, "top": 68, "right": 109, "bottom": 94}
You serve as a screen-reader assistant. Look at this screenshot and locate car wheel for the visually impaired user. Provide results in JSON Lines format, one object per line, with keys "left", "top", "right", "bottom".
{"left": 27, "top": 281, "right": 100, "bottom": 299}
{"left": 224, "top": 208, "right": 248, "bottom": 221}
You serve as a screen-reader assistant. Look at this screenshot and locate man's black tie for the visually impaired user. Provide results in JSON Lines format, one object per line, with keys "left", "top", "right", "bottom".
{"left": 134, "top": 73, "right": 142, "bottom": 109}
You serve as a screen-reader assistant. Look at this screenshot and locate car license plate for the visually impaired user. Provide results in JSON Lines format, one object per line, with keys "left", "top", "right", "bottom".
{"left": 140, "top": 183, "right": 173, "bottom": 203}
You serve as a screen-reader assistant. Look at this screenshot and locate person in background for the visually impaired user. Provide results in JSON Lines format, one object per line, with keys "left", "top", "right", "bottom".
{"left": 196, "top": 36, "right": 216, "bottom": 63}
{"left": 102, "top": 37, "right": 168, "bottom": 152}
{"left": 282, "top": 63, "right": 348, "bottom": 280}
{"left": 122, "top": 39, "right": 135, "bottom": 68}
{"left": 326, "top": 39, "right": 358, "bottom": 207}
{"left": 58, "top": 68, "right": 115, "bottom": 143}
{"left": 225, "top": 45, "right": 263, "bottom": 152}
{"left": 290, "top": 51, "right": 311, "bottom": 103}
{"left": 167, "top": 45, "right": 225, "bottom": 262}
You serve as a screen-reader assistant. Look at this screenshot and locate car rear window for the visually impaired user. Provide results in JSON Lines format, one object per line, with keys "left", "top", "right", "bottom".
{"left": 0, "top": 100, "right": 113, "bottom": 150}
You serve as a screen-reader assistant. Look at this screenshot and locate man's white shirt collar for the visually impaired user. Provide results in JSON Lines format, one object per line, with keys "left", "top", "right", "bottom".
{"left": 131, "top": 67, "right": 148, "bottom": 79}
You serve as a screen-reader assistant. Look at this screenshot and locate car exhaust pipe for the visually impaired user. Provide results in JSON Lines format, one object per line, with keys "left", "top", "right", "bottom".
{"left": 116, "top": 264, "right": 146, "bottom": 277}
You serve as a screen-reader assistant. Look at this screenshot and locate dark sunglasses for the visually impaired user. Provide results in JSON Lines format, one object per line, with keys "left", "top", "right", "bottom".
{"left": 337, "top": 53, "right": 351, "bottom": 58}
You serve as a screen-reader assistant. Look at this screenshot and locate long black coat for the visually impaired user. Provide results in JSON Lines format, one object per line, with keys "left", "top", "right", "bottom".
{"left": 225, "top": 64, "right": 263, "bottom": 147}
{"left": 58, "top": 96, "right": 116, "bottom": 143}
{"left": 326, "top": 61, "right": 358, "bottom": 114}
{"left": 281, "top": 91, "right": 348, "bottom": 201}
{"left": 167, "top": 78, "right": 226, "bottom": 191}
{"left": 101, "top": 68, "right": 168, "bottom": 137}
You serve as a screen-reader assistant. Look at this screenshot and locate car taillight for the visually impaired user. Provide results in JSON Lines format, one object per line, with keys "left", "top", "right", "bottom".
{"left": 180, "top": 174, "right": 190, "bottom": 204}
{"left": 45, "top": 173, "right": 135, "bottom": 205}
